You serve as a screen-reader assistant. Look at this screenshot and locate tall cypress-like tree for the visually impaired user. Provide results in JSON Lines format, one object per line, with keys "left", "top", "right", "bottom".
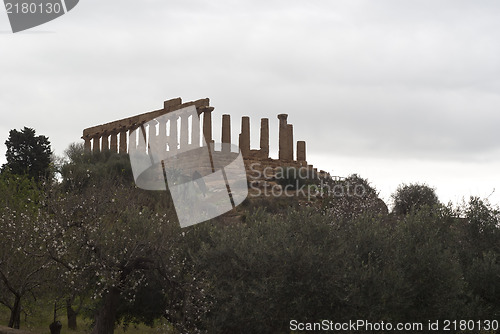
{"left": 2, "top": 127, "right": 52, "bottom": 182}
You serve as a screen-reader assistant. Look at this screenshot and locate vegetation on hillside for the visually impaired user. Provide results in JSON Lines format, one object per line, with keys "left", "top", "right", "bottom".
{"left": 0, "top": 131, "right": 499, "bottom": 333}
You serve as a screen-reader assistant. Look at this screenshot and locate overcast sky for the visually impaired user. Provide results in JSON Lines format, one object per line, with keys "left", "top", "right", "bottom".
{"left": 1, "top": 0, "right": 500, "bottom": 206}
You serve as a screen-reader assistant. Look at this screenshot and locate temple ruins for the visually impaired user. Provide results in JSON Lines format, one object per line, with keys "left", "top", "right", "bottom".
{"left": 82, "top": 97, "right": 323, "bottom": 182}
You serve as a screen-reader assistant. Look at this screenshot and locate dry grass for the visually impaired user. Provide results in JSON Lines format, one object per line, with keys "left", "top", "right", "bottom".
{"left": 0, "top": 308, "right": 171, "bottom": 334}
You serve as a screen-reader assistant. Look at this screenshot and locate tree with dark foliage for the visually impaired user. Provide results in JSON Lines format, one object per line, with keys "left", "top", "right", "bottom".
{"left": 391, "top": 183, "right": 440, "bottom": 215}
{"left": 2, "top": 127, "right": 52, "bottom": 183}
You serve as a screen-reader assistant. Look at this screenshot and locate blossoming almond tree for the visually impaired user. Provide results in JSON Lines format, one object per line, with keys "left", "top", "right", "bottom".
{"left": 0, "top": 171, "right": 54, "bottom": 329}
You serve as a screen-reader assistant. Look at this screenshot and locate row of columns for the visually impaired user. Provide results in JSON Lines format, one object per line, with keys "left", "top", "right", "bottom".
{"left": 235, "top": 114, "right": 305, "bottom": 162}
{"left": 84, "top": 110, "right": 306, "bottom": 162}
{"left": 84, "top": 129, "right": 134, "bottom": 154}
{"left": 84, "top": 109, "right": 214, "bottom": 154}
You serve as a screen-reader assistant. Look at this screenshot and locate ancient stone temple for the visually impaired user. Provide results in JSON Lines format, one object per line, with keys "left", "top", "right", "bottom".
{"left": 82, "top": 97, "right": 322, "bottom": 181}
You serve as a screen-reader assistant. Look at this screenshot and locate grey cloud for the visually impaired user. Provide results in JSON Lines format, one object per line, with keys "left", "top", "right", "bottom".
{"left": 1, "top": 0, "right": 500, "bottom": 176}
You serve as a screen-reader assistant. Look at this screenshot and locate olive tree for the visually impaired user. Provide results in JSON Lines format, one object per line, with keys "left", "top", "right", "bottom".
{"left": 391, "top": 183, "right": 440, "bottom": 215}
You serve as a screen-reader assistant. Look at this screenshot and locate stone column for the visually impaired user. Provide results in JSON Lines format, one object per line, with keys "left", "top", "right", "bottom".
{"left": 203, "top": 110, "right": 213, "bottom": 145}
{"left": 128, "top": 127, "right": 138, "bottom": 152}
{"left": 119, "top": 130, "right": 127, "bottom": 154}
{"left": 102, "top": 134, "right": 109, "bottom": 151}
{"left": 137, "top": 125, "right": 147, "bottom": 153}
{"left": 192, "top": 113, "right": 200, "bottom": 148}
{"left": 158, "top": 119, "right": 167, "bottom": 152}
{"left": 148, "top": 121, "right": 158, "bottom": 153}
{"left": 287, "top": 124, "right": 294, "bottom": 161}
{"left": 297, "top": 141, "right": 306, "bottom": 162}
{"left": 239, "top": 116, "right": 250, "bottom": 156}
{"left": 84, "top": 138, "right": 91, "bottom": 153}
{"left": 92, "top": 136, "right": 100, "bottom": 154}
{"left": 180, "top": 114, "right": 189, "bottom": 150}
{"left": 277, "top": 114, "right": 288, "bottom": 160}
{"left": 260, "top": 118, "right": 269, "bottom": 159}
{"left": 158, "top": 119, "right": 167, "bottom": 138}
{"left": 169, "top": 116, "right": 178, "bottom": 153}
{"left": 222, "top": 114, "right": 231, "bottom": 152}
{"left": 110, "top": 132, "right": 118, "bottom": 153}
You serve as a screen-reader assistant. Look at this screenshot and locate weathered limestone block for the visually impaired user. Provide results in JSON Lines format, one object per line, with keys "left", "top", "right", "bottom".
{"left": 164, "top": 97, "right": 182, "bottom": 110}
